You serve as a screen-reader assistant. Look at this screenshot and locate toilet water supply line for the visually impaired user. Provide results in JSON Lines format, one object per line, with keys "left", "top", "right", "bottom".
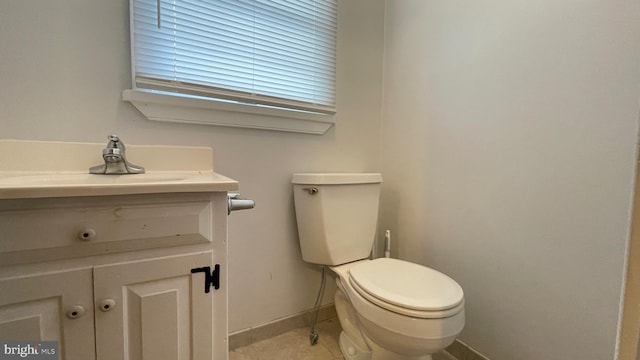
{"left": 309, "top": 266, "right": 327, "bottom": 345}
{"left": 308, "top": 230, "right": 392, "bottom": 346}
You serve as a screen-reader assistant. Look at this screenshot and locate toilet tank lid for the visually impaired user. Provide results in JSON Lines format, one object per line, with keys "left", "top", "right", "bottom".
{"left": 291, "top": 173, "right": 383, "bottom": 185}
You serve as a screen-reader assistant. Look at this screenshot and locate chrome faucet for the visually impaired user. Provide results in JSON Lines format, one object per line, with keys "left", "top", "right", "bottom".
{"left": 89, "top": 135, "right": 145, "bottom": 174}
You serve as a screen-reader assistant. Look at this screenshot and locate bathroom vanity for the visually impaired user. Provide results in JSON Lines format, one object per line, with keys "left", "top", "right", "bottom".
{"left": 0, "top": 139, "right": 239, "bottom": 360}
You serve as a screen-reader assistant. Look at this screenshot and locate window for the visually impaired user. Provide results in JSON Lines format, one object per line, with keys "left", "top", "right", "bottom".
{"left": 126, "top": 0, "right": 338, "bottom": 134}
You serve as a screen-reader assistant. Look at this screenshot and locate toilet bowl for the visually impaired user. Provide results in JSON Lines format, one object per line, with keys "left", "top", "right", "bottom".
{"left": 331, "top": 259, "right": 464, "bottom": 360}
{"left": 292, "top": 173, "right": 465, "bottom": 359}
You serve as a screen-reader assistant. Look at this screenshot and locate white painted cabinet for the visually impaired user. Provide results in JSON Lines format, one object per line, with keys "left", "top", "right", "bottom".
{"left": 0, "top": 268, "right": 95, "bottom": 359}
{"left": 94, "top": 252, "right": 214, "bottom": 360}
{"left": 0, "top": 192, "right": 229, "bottom": 360}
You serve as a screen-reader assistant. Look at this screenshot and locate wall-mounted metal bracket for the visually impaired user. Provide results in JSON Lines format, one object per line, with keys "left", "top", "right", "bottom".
{"left": 228, "top": 192, "right": 255, "bottom": 215}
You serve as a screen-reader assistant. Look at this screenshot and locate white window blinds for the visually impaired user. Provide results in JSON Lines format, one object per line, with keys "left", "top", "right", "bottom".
{"left": 131, "top": 0, "right": 337, "bottom": 115}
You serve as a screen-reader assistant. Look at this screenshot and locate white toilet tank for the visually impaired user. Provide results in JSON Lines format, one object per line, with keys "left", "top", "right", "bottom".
{"left": 292, "top": 173, "right": 383, "bottom": 266}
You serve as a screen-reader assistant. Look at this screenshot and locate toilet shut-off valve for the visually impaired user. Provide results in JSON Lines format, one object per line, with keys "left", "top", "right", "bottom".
{"left": 227, "top": 192, "right": 255, "bottom": 215}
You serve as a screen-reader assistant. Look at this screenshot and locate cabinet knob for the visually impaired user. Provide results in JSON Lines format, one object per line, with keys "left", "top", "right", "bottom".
{"left": 99, "top": 299, "right": 116, "bottom": 312}
{"left": 78, "top": 228, "right": 96, "bottom": 241}
{"left": 66, "top": 305, "right": 86, "bottom": 319}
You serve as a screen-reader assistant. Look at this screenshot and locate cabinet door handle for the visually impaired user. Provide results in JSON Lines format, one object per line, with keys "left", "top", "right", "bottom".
{"left": 191, "top": 265, "right": 220, "bottom": 293}
{"left": 78, "top": 228, "right": 97, "bottom": 241}
{"left": 99, "top": 299, "right": 116, "bottom": 312}
{"left": 66, "top": 305, "right": 86, "bottom": 319}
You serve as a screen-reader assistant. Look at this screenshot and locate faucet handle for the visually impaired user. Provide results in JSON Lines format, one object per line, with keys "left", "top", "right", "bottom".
{"left": 106, "top": 135, "right": 125, "bottom": 151}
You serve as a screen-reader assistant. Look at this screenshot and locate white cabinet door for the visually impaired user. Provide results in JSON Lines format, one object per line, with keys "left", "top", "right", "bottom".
{"left": 0, "top": 268, "right": 95, "bottom": 360}
{"left": 94, "top": 252, "right": 215, "bottom": 360}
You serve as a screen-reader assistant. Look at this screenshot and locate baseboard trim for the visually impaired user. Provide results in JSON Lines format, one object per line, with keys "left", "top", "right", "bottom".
{"left": 228, "top": 304, "right": 337, "bottom": 350}
{"left": 444, "top": 339, "right": 491, "bottom": 360}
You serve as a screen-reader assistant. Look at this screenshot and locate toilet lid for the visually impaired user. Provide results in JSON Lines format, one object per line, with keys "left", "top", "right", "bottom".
{"left": 349, "top": 258, "right": 464, "bottom": 312}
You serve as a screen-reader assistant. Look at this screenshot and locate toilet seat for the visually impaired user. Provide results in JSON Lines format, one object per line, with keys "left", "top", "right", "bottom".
{"left": 349, "top": 258, "right": 464, "bottom": 319}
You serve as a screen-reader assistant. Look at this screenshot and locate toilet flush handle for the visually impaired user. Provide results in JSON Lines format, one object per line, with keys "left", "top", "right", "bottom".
{"left": 302, "top": 187, "right": 318, "bottom": 195}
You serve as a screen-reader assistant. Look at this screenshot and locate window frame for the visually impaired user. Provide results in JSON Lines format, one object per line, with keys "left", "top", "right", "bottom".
{"left": 123, "top": 0, "right": 337, "bottom": 135}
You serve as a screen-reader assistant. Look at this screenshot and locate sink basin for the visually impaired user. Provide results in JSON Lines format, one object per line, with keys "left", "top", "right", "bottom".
{"left": 0, "top": 139, "right": 239, "bottom": 199}
{"left": 0, "top": 171, "right": 238, "bottom": 200}
{"left": 0, "top": 173, "right": 188, "bottom": 186}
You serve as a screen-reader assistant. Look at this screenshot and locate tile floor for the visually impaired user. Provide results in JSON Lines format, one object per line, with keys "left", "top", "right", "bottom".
{"left": 229, "top": 318, "right": 344, "bottom": 360}
{"left": 229, "top": 318, "right": 456, "bottom": 360}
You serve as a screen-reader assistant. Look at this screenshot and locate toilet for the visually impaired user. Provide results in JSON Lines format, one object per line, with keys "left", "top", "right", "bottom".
{"left": 292, "top": 173, "right": 465, "bottom": 360}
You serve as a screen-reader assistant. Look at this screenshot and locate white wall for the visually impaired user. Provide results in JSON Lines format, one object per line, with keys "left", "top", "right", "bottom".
{"left": 0, "top": 0, "right": 386, "bottom": 332}
{"left": 380, "top": 1, "right": 640, "bottom": 359}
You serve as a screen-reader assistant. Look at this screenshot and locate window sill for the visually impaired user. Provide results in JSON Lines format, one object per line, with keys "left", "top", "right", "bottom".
{"left": 122, "top": 89, "right": 335, "bottom": 135}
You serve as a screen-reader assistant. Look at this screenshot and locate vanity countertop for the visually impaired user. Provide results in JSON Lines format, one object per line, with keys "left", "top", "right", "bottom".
{"left": 0, "top": 171, "right": 238, "bottom": 199}
{"left": 0, "top": 139, "right": 239, "bottom": 199}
